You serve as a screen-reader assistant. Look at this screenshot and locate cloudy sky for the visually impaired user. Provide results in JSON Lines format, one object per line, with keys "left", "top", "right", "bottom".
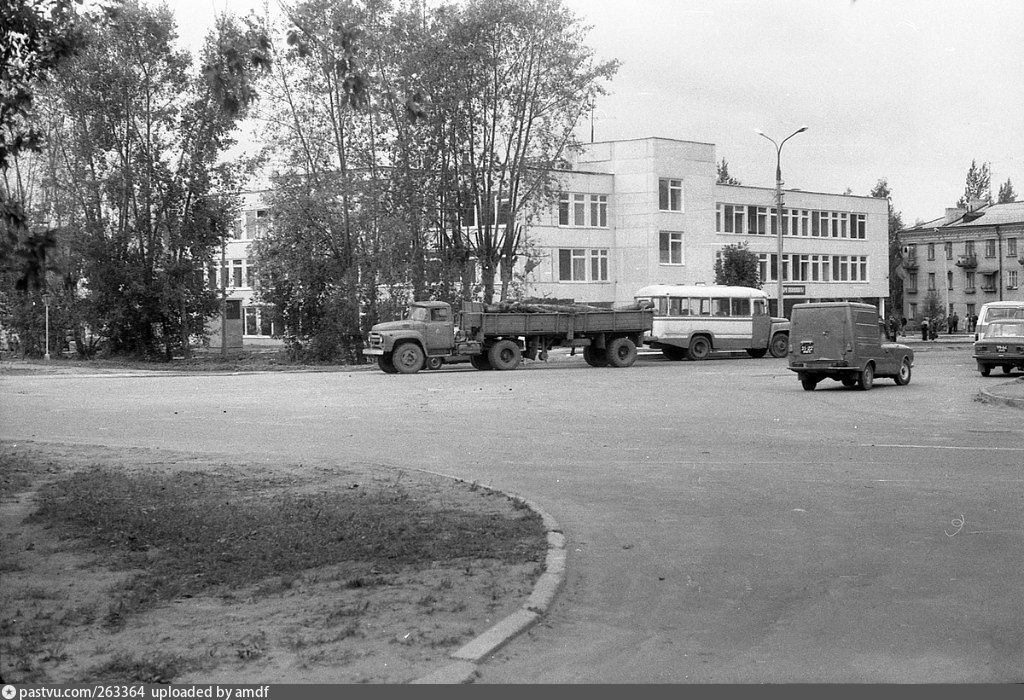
{"left": 171, "top": 0, "right": 1024, "bottom": 225}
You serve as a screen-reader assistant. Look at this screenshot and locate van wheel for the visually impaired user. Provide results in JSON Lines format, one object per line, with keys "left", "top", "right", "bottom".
{"left": 393, "top": 343, "right": 425, "bottom": 374}
{"left": 769, "top": 333, "right": 789, "bottom": 358}
{"left": 1002, "top": 364, "right": 1014, "bottom": 375}
{"left": 800, "top": 375, "right": 819, "bottom": 391}
{"left": 583, "top": 345, "right": 609, "bottom": 367}
{"left": 857, "top": 363, "right": 874, "bottom": 391}
{"left": 841, "top": 376, "right": 857, "bottom": 387}
{"left": 488, "top": 339, "right": 521, "bottom": 370}
{"left": 606, "top": 337, "right": 638, "bottom": 367}
{"left": 894, "top": 357, "right": 912, "bottom": 385}
{"left": 687, "top": 336, "right": 711, "bottom": 361}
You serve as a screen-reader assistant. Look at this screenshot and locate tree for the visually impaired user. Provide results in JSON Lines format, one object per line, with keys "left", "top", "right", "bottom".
{"left": 997, "top": 178, "right": 1017, "bottom": 204}
{"left": 714, "top": 242, "right": 759, "bottom": 288}
{"left": 870, "top": 178, "right": 905, "bottom": 318}
{"left": 19, "top": 0, "right": 270, "bottom": 359}
{"left": 957, "top": 160, "right": 991, "bottom": 207}
{"left": 716, "top": 158, "right": 740, "bottom": 185}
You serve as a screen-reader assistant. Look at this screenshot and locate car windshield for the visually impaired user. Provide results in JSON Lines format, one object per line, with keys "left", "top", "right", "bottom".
{"left": 984, "top": 321, "right": 1024, "bottom": 338}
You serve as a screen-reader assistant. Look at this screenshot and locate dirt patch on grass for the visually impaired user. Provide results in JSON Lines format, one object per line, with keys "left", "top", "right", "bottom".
{"left": 0, "top": 441, "right": 547, "bottom": 684}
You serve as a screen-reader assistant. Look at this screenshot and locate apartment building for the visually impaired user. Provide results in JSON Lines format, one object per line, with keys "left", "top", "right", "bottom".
{"left": 899, "top": 201, "right": 1024, "bottom": 324}
{"left": 211, "top": 137, "right": 890, "bottom": 347}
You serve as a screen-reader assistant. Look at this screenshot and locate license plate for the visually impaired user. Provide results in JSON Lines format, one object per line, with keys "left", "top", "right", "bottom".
{"left": 997, "top": 345, "right": 1008, "bottom": 352}
{"left": 800, "top": 341, "right": 814, "bottom": 354}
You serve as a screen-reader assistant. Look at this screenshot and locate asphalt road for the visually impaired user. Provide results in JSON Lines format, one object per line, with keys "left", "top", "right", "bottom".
{"left": 2, "top": 346, "right": 1022, "bottom": 683}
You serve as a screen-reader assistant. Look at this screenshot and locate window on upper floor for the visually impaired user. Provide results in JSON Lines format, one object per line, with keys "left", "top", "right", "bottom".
{"left": 1008, "top": 238, "right": 1018, "bottom": 257}
{"left": 927, "top": 243, "right": 935, "bottom": 260}
{"left": 985, "top": 239, "right": 997, "bottom": 257}
{"left": 559, "top": 193, "right": 608, "bottom": 227}
{"left": 659, "top": 231, "right": 684, "bottom": 265}
{"left": 944, "top": 241, "right": 953, "bottom": 260}
{"left": 659, "top": 179, "right": 683, "bottom": 212}
{"left": 558, "top": 248, "right": 609, "bottom": 282}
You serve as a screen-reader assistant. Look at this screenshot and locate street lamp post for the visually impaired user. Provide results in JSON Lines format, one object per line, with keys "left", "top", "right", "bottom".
{"left": 755, "top": 126, "right": 808, "bottom": 317}
{"left": 42, "top": 292, "right": 51, "bottom": 361}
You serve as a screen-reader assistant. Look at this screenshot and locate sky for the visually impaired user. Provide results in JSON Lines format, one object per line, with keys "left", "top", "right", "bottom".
{"left": 168, "top": 0, "right": 1024, "bottom": 225}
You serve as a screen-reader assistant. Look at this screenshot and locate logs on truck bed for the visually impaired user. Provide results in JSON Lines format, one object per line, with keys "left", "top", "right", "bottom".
{"left": 482, "top": 300, "right": 650, "bottom": 314}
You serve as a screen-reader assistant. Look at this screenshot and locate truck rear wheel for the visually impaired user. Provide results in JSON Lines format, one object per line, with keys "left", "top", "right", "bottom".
{"left": 488, "top": 340, "right": 521, "bottom": 370}
{"left": 606, "top": 337, "right": 638, "bottom": 367}
{"left": 393, "top": 342, "right": 425, "bottom": 374}
{"left": 583, "top": 345, "right": 608, "bottom": 367}
{"left": 469, "top": 354, "right": 492, "bottom": 370}
{"left": 377, "top": 354, "right": 398, "bottom": 374}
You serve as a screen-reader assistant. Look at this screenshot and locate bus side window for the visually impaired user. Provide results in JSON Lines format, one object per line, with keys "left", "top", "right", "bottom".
{"left": 713, "top": 298, "right": 730, "bottom": 316}
{"left": 753, "top": 299, "right": 767, "bottom": 316}
{"left": 679, "top": 298, "right": 691, "bottom": 316}
{"left": 732, "top": 298, "right": 750, "bottom": 317}
{"left": 669, "top": 297, "right": 682, "bottom": 316}
{"left": 699, "top": 298, "right": 712, "bottom": 316}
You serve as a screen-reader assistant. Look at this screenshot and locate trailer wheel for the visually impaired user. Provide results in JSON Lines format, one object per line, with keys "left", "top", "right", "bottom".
{"left": 377, "top": 354, "right": 399, "bottom": 374}
{"left": 606, "top": 337, "right": 638, "bottom": 367}
{"left": 583, "top": 345, "right": 608, "bottom": 367}
{"left": 769, "top": 333, "right": 789, "bottom": 358}
{"left": 470, "top": 354, "right": 493, "bottom": 371}
{"left": 393, "top": 342, "right": 425, "bottom": 374}
{"left": 488, "top": 340, "right": 521, "bottom": 370}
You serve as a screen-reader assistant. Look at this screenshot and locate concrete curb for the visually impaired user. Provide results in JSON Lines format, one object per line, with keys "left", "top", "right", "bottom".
{"left": 408, "top": 486, "right": 565, "bottom": 685}
{"left": 977, "top": 377, "right": 1024, "bottom": 409}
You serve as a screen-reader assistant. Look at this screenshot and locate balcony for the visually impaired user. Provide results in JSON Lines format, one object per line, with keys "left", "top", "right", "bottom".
{"left": 956, "top": 254, "right": 978, "bottom": 268}
{"left": 1018, "top": 256, "right": 1024, "bottom": 266}
{"left": 981, "top": 285, "right": 998, "bottom": 294}
{"left": 901, "top": 257, "right": 919, "bottom": 271}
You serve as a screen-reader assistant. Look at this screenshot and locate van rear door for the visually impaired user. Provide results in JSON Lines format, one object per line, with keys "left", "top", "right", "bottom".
{"left": 792, "top": 305, "right": 848, "bottom": 363}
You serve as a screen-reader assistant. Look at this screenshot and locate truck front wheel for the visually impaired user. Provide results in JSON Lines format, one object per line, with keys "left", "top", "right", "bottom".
{"left": 393, "top": 343, "right": 425, "bottom": 374}
{"left": 769, "top": 333, "right": 789, "bottom": 358}
{"left": 606, "top": 337, "right": 638, "bottom": 367}
{"left": 488, "top": 340, "right": 522, "bottom": 370}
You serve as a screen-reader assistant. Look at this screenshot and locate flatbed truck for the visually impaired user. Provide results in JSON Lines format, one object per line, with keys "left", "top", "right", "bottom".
{"left": 363, "top": 300, "right": 654, "bottom": 374}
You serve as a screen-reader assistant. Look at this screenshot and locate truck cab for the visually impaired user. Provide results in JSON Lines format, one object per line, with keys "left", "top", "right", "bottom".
{"left": 363, "top": 301, "right": 457, "bottom": 373}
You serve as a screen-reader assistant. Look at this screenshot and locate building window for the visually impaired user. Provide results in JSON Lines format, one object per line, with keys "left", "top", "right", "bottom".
{"left": 985, "top": 239, "right": 997, "bottom": 257}
{"left": 1008, "top": 238, "right": 1018, "bottom": 257}
{"left": 659, "top": 231, "right": 684, "bottom": 264}
{"left": 927, "top": 243, "right": 935, "bottom": 261}
{"left": 558, "top": 248, "right": 609, "bottom": 282}
{"left": 965, "top": 271, "right": 976, "bottom": 292}
{"left": 909, "top": 302, "right": 918, "bottom": 318}
{"left": 965, "top": 240, "right": 976, "bottom": 256}
{"left": 944, "top": 241, "right": 953, "bottom": 260}
{"left": 947, "top": 270, "right": 953, "bottom": 290}
{"left": 927, "top": 272, "right": 936, "bottom": 291}
{"left": 559, "top": 193, "right": 608, "bottom": 227}
{"left": 851, "top": 213, "right": 865, "bottom": 239}
{"left": 242, "top": 209, "right": 269, "bottom": 240}
{"left": 1007, "top": 270, "right": 1019, "bottom": 289}
{"left": 659, "top": 179, "right": 683, "bottom": 212}
{"left": 748, "top": 206, "right": 768, "bottom": 235}
{"left": 907, "top": 272, "right": 918, "bottom": 293}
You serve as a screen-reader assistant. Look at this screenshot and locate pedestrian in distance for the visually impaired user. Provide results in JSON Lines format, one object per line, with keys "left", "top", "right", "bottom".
{"left": 901, "top": 317, "right": 908, "bottom": 337}
{"left": 952, "top": 312, "right": 960, "bottom": 333}
{"left": 921, "top": 317, "right": 929, "bottom": 341}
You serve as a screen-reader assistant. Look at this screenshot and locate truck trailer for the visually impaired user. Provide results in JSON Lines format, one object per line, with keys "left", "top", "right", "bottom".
{"left": 363, "top": 300, "right": 654, "bottom": 374}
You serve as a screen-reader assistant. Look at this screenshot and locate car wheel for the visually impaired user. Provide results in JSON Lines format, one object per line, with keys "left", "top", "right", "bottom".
{"left": 979, "top": 364, "right": 991, "bottom": 377}
{"left": 769, "top": 333, "right": 789, "bottom": 358}
{"left": 687, "top": 336, "right": 711, "bottom": 361}
{"left": 800, "top": 375, "right": 819, "bottom": 391}
{"left": 841, "top": 376, "right": 857, "bottom": 388}
{"left": 894, "top": 357, "right": 912, "bottom": 385}
{"left": 605, "top": 337, "right": 638, "bottom": 367}
{"left": 1002, "top": 364, "right": 1014, "bottom": 375}
{"left": 393, "top": 343, "right": 425, "bottom": 374}
{"left": 857, "top": 362, "right": 874, "bottom": 391}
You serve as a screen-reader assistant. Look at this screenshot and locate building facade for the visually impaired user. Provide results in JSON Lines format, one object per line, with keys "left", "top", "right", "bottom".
{"left": 899, "top": 201, "right": 1024, "bottom": 327}
{"left": 211, "top": 137, "right": 891, "bottom": 347}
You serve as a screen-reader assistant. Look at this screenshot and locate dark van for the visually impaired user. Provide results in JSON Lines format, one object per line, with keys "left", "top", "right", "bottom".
{"left": 787, "top": 301, "right": 914, "bottom": 391}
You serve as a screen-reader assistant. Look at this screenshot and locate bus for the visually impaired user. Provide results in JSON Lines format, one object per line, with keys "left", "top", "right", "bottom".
{"left": 633, "top": 284, "right": 791, "bottom": 361}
